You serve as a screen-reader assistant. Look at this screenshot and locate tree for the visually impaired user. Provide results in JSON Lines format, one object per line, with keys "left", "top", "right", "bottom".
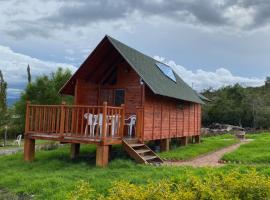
{"left": 27, "top": 64, "right": 31, "bottom": 84}
{"left": 14, "top": 67, "right": 73, "bottom": 133}
{"left": 0, "top": 70, "right": 7, "bottom": 112}
{"left": 0, "top": 70, "right": 7, "bottom": 127}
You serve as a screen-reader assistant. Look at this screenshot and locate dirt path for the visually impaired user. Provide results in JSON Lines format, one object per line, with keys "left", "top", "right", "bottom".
{"left": 165, "top": 140, "right": 250, "bottom": 167}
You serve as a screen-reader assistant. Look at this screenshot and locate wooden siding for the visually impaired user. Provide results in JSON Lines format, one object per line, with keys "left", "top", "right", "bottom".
{"left": 143, "top": 87, "right": 201, "bottom": 141}
{"left": 74, "top": 62, "right": 143, "bottom": 117}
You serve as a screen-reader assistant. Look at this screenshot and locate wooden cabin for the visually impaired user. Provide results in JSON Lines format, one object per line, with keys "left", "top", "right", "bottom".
{"left": 24, "top": 35, "right": 204, "bottom": 167}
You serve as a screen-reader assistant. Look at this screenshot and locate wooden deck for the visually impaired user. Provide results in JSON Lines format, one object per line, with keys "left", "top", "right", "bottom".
{"left": 24, "top": 101, "right": 126, "bottom": 144}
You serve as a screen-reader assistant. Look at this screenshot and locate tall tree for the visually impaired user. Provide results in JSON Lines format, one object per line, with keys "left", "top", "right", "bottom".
{"left": 27, "top": 64, "right": 31, "bottom": 84}
{"left": 0, "top": 70, "right": 7, "bottom": 126}
{"left": 0, "top": 70, "right": 7, "bottom": 112}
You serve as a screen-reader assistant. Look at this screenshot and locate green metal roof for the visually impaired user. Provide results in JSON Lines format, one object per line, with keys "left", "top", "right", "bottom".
{"left": 107, "top": 36, "right": 204, "bottom": 104}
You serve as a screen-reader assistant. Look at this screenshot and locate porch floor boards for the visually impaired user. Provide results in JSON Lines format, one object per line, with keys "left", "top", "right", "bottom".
{"left": 26, "top": 133, "right": 122, "bottom": 145}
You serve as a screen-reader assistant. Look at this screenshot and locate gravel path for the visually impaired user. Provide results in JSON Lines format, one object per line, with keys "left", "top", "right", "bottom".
{"left": 0, "top": 147, "right": 23, "bottom": 156}
{"left": 165, "top": 140, "right": 250, "bottom": 167}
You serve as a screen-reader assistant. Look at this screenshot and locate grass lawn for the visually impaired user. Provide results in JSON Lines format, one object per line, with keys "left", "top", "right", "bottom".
{"left": 222, "top": 133, "right": 270, "bottom": 164}
{"left": 2, "top": 144, "right": 270, "bottom": 199}
{"left": 1, "top": 134, "right": 269, "bottom": 199}
{"left": 158, "top": 134, "right": 238, "bottom": 160}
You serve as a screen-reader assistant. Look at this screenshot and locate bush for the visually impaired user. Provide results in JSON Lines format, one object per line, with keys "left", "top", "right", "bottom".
{"left": 67, "top": 169, "right": 270, "bottom": 200}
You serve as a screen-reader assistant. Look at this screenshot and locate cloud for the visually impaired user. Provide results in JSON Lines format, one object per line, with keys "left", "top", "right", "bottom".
{"left": 0, "top": 43, "right": 265, "bottom": 99}
{"left": 0, "top": 45, "right": 76, "bottom": 98}
{"left": 154, "top": 56, "right": 265, "bottom": 91}
{"left": 2, "top": 0, "right": 270, "bottom": 39}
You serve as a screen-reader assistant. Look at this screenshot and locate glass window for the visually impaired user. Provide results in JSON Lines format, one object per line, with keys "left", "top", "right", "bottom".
{"left": 156, "top": 62, "right": 177, "bottom": 82}
{"left": 114, "top": 89, "right": 125, "bottom": 106}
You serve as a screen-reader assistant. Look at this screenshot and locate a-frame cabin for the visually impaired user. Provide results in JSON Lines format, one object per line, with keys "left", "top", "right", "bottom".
{"left": 24, "top": 35, "right": 204, "bottom": 167}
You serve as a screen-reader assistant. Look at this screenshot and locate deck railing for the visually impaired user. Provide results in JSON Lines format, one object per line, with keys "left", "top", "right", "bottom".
{"left": 25, "top": 101, "right": 125, "bottom": 141}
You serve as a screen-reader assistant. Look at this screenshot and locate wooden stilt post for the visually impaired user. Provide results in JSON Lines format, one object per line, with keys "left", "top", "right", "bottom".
{"left": 24, "top": 137, "right": 35, "bottom": 161}
{"left": 181, "top": 136, "right": 188, "bottom": 146}
{"left": 195, "top": 135, "right": 200, "bottom": 143}
{"left": 160, "top": 138, "right": 170, "bottom": 152}
{"left": 96, "top": 144, "right": 109, "bottom": 167}
{"left": 24, "top": 101, "right": 35, "bottom": 161}
{"left": 70, "top": 143, "right": 80, "bottom": 159}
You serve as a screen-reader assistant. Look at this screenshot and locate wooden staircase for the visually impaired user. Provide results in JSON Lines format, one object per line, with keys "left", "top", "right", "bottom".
{"left": 123, "top": 138, "right": 164, "bottom": 166}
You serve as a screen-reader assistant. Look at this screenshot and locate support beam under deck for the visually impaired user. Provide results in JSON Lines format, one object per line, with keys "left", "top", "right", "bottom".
{"left": 24, "top": 137, "right": 35, "bottom": 162}
{"left": 70, "top": 143, "right": 80, "bottom": 159}
{"left": 96, "top": 145, "right": 110, "bottom": 167}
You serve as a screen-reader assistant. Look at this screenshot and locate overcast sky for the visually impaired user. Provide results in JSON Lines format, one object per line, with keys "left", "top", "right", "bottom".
{"left": 1, "top": 0, "right": 269, "bottom": 98}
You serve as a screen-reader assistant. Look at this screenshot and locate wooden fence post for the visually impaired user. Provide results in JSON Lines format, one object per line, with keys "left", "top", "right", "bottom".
{"left": 102, "top": 102, "right": 107, "bottom": 141}
{"left": 136, "top": 107, "right": 142, "bottom": 139}
{"left": 59, "top": 101, "right": 66, "bottom": 138}
{"left": 120, "top": 104, "right": 125, "bottom": 138}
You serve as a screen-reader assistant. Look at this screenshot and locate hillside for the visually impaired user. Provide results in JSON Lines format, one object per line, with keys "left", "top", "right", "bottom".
{"left": 202, "top": 81, "right": 270, "bottom": 129}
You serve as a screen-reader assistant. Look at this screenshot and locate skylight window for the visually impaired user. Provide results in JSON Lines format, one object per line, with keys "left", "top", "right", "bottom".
{"left": 156, "top": 62, "right": 177, "bottom": 82}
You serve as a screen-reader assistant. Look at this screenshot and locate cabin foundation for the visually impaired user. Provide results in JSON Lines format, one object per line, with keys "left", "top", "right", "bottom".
{"left": 70, "top": 143, "right": 80, "bottom": 159}
{"left": 160, "top": 139, "right": 170, "bottom": 152}
{"left": 24, "top": 137, "right": 35, "bottom": 161}
{"left": 194, "top": 135, "right": 200, "bottom": 143}
{"left": 96, "top": 145, "right": 110, "bottom": 167}
{"left": 180, "top": 136, "right": 188, "bottom": 146}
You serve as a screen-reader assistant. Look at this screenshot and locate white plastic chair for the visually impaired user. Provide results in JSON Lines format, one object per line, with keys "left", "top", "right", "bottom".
{"left": 14, "top": 134, "right": 22, "bottom": 147}
{"left": 125, "top": 115, "right": 136, "bottom": 137}
{"left": 84, "top": 113, "right": 109, "bottom": 137}
{"left": 110, "top": 114, "right": 120, "bottom": 136}
{"left": 84, "top": 113, "right": 98, "bottom": 137}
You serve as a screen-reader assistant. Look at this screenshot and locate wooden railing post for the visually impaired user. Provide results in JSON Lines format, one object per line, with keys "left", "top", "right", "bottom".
{"left": 120, "top": 104, "right": 125, "bottom": 138}
{"left": 24, "top": 101, "right": 31, "bottom": 134}
{"left": 136, "top": 107, "right": 141, "bottom": 139}
{"left": 59, "top": 101, "right": 66, "bottom": 138}
{"left": 102, "top": 102, "right": 107, "bottom": 141}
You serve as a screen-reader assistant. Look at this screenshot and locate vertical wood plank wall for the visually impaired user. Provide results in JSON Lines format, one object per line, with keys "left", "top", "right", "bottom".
{"left": 74, "top": 62, "right": 142, "bottom": 117}
{"left": 143, "top": 88, "right": 201, "bottom": 141}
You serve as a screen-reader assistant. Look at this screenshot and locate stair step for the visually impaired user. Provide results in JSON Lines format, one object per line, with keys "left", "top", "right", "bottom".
{"left": 135, "top": 149, "right": 151, "bottom": 154}
{"left": 130, "top": 143, "right": 145, "bottom": 148}
{"left": 149, "top": 162, "right": 163, "bottom": 166}
{"left": 143, "top": 155, "right": 157, "bottom": 161}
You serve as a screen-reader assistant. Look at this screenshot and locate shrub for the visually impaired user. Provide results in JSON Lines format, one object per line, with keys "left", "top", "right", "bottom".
{"left": 67, "top": 169, "right": 270, "bottom": 200}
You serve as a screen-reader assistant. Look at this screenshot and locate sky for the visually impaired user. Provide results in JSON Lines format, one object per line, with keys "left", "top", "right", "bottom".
{"left": 0, "top": 0, "right": 269, "bottom": 99}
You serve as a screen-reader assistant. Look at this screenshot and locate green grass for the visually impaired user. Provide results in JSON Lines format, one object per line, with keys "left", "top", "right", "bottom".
{"left": 222, "top": 133, "right": 270, "bottom": 164}
{"left": 1, "top": 144, "right": 270, "bottom": 199}
{"left": 0, "top": 134, "right": 268, "bottom": 199}
{"left": 158, "top": 134, "right": 238, "bottom": 160}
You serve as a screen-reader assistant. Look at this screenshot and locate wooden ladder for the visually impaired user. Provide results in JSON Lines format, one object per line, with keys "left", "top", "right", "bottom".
{"left": 122, "top": 138, "right": 164, "bottom": 166}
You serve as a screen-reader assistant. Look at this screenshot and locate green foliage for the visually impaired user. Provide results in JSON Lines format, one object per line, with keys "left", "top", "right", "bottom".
{"left": 222, "top": 133, "right": 270, "bottom": 164}
{"left": 202, "top": 83, "right": 270, "bottom": 128}
{"left": 69, "top": 170, "right": 270, "bottom": 200}
{"left": 0, "top": 70, "right": 7, "bottom": 126}
{"left": 159, "top": 134, "right": 238, "bottom": 160}
{"left": 14, "top": 67, "right": 73, "bottom": 132}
